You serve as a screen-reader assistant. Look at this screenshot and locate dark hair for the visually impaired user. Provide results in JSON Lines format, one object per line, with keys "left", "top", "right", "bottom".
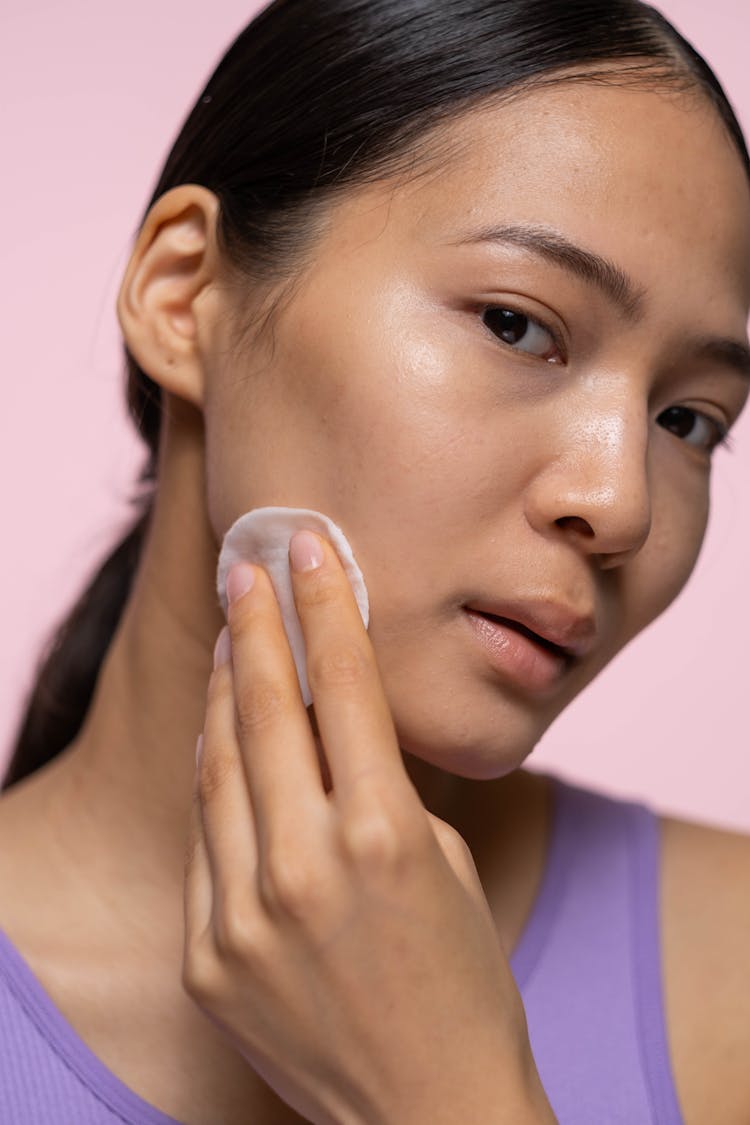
{"left": 4, "top": 0, "right": 748, "bottom": 791}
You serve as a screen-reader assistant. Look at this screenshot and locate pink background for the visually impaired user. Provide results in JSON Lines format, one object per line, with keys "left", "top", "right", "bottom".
{"left": 1, "top": 2, "right": 748, "bottom": 830}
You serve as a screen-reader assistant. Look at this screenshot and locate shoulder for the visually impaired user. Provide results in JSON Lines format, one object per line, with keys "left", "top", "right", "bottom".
{"left": 660, "top": 812, "right": 750, "bottom": 1125}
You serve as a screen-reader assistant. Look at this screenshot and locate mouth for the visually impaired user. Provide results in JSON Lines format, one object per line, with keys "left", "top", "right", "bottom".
{"left": 462, "top": 600, "right": 596, "bottom": 694}
{"left": 464, "top": 598, "right": 597, "bottom": 660}
{"left": 473, "top": 611, "right": 573, "bottom": 662}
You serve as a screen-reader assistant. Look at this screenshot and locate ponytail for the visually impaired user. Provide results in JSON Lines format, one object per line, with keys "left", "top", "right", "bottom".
{"left": 1, "top": 373, "right": 159, "bottom": 791}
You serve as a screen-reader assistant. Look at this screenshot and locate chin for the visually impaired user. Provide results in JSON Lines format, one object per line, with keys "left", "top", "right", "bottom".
{"left": 378, "top": 640, "right": 573, "bottom": 779}
{"left": 393, "top": 703, "right": 547, "bottom": 782}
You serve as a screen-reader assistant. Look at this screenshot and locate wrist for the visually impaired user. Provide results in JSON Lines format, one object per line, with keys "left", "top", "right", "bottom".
{"left": 348, "top": 1031, "right": 557, "bottom": 1125}
{"left": 356, "top": 1066, "right": 558, "bottom": 1125}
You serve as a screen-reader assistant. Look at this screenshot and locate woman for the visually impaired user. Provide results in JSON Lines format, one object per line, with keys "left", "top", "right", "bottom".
{"left": 1, "top": 0, "right": 748, "bottom": 1121}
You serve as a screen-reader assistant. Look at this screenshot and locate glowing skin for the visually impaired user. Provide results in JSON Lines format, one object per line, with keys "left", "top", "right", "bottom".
{"left": 198, "top": 82, "right": 750, "bottom": 786}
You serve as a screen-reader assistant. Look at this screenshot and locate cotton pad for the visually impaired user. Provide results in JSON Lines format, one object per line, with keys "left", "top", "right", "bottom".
{"left": 216, "top": 507, "right": 370, "bottom": 707}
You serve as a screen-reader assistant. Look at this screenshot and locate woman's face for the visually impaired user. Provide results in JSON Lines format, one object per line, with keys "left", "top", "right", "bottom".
{"left": 203, "top": 79, "right": 750, "bottom": 779}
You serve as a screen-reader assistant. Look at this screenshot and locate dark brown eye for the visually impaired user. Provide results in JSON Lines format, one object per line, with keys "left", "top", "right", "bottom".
{"left": 657, "top": 406, "right": 729, "bottom": 453}
{"left": 482, "top": 307, "right": 560, "bottom": 361}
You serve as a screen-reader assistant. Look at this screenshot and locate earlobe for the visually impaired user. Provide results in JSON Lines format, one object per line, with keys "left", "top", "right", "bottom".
{"left": 116, "top": 184, "right": 222, "bottom": 411}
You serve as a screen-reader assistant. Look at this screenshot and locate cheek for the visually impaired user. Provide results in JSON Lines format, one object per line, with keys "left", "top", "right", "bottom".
{"left": 236, "top": 285, "right": 495, "bottom": 512}
{"left": 205, "top": 278, "right": 550, "bottom": 638}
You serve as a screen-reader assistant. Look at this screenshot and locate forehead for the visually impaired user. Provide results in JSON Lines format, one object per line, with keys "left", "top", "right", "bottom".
{"left": 325, "top": 80, "right": 750, "bottom": 312}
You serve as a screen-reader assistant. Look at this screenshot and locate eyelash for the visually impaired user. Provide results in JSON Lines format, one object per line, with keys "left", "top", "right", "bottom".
{"left": 686, "top": 414, "right": 734, "bottom": 454}
{"left": 481, "top": 304, "right": 564, "bottom": 363}
{"left": 480, "top": 304, "right": 734, "bottom": 456}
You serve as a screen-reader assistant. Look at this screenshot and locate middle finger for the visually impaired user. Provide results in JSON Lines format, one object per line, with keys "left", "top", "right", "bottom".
{"left": 287, "top": 531, "right": 409, "bottom": 807}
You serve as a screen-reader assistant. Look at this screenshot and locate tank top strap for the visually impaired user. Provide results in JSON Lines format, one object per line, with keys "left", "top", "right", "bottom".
{"left": 627, "top": 799, "right": 684, "bottom": 1124}
{"left": 510, "top": 773, "right": 685, "bottom": 1124}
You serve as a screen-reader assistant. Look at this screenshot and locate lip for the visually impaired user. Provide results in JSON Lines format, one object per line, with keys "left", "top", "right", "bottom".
{"left": 463, "top": 599, "right": 598, "bottom": 660}
{"left": 463, "top": 598, "right": 598, "bottom": 675}
{"left": 462, "top": 610, "right": 568, "bottom": 694}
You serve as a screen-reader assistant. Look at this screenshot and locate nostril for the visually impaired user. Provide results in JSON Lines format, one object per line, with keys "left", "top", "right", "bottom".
{"left": 556, "top": 515, "right": 595, "bottom": 538}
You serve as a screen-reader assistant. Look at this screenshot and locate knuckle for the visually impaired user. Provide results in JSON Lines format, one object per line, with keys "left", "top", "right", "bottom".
{"left": 215, "top": 898, "right": 264, "bottom": 960}
{"left": 181, "top": 940, "right": 220, "bottom": 1002}
{"left": 227, "top": 593, "right": 259, "bottom": 632}
{"left": 260, "top": 850, "right": 324, "bottom": 919}
{"left": 297, "top": 569, "right": 340, "bottom": 609}
{"left": 307, "top": 642, "right": 370, "bottom": 693}
{"left": 431, "top": 816, "right": 469, "bottom": 859}
{"left": 340, "top": 810, "right": 405, "bottom": 872}
{"left": 426, "top": 814, "right": 480, "bottom": 883}
{"left": 235, "top": 679, "right": 292, "bottom": 734}
{"left": 197, "top": 750, "right": 237, "bottom": 803}
{"left": 442, "top": 827, "right": 474, "bottom": 873}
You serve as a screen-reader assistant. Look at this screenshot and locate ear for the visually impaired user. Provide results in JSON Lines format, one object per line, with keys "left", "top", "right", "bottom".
{"left": 116, "top": 184, "right": 223, "bottom": 410}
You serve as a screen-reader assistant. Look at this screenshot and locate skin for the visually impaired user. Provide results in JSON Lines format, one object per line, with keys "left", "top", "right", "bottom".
{"left": 184, "top": 543, "right": 557, "bottom": 1123}
{"left": 0, "top": 75, "right": 749, "bottom": 1123}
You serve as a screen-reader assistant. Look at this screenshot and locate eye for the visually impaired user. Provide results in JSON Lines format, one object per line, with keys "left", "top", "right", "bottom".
{"left": 657, "top": 405, "right": 730, "bottom": 454}
{"left": 482, "top": 306, "right": 562, "bottom": 362}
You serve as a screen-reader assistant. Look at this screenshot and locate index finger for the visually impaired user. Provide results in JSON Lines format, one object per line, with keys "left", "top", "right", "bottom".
{"left": 289, "top": 530, "right": 413, "bottom": 806}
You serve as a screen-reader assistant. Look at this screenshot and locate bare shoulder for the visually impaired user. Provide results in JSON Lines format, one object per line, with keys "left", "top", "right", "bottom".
{"left": 660, "top": 812, "right": 750, "bottom": 1125}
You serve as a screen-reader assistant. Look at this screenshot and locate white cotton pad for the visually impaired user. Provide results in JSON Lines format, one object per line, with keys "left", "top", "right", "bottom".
{"left": 216, "top": 507, "right": 370, "bottom": 707}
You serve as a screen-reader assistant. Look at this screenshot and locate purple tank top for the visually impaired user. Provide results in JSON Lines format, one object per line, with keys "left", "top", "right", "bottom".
{"left": 509, "top": 776, "right": 684, "bottom": 1124}
{"left": 0, "top": 774, "right": 684, "bottom": 1123}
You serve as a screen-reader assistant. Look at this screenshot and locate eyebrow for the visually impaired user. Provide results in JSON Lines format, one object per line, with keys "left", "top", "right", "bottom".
{"left": 452, "top": 221, "right": 750, "bottom": 382}
{"left": 452, "top": 221, "right": 647, "bottom": 321}
{"left": 694, "top": 337, "right": 750, "bottom": 382}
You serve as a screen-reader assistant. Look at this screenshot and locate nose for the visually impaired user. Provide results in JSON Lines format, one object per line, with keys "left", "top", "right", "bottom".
{"left": 525, "top": 399, "right": 652, "bottom": 568}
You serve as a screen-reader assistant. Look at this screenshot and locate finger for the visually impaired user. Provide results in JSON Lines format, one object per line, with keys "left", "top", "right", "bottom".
{"left": 288, "top": 531, "right": 412, "bottom": 806}
{"left": 224, "top": 570, "right": 330, "bottom": 858}
{"left": 183, "top": 736, "right": 214, "bottom": 942}
{"left": 197, "top": 638, "right": 261, "bottom": 918}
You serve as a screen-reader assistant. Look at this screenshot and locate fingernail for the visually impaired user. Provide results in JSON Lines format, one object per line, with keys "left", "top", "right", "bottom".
{"left": 195, "top": 734, "right": 204, "bottom": 768}
{"left": 289, "top": 530, "right": 324, "bottom": 573}
{"left": 213, "top": 625, "right": 231, "bottom": 669}
{"left": 227, "top": 562, "right": 255, "bottom": 604}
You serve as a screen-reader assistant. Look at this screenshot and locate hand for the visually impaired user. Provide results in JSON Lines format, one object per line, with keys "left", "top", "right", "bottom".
{"left": 182, "top": 530, "right": 555, "bottom": 1125}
